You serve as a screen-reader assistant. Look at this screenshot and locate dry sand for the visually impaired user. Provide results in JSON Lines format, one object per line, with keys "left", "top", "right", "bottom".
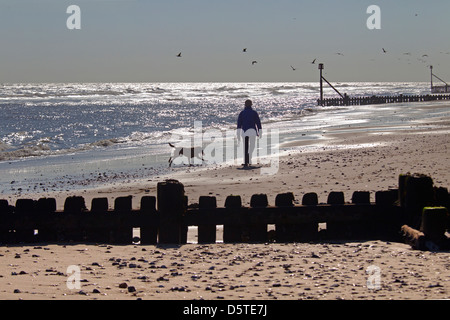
{"left": 0, "top": 104, "right": 449, "bottom": 301}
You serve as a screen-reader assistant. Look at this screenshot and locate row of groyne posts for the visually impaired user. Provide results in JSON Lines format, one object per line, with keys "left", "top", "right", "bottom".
{"left": 317, "top": 64, "right": 450, "bottom": 106}
{"left": 0, "top": 173, "right": 449, "bottom": 250}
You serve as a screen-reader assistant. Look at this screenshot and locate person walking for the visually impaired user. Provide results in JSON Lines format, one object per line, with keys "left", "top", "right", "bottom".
{"left": 237, "top": 99, "right": 262, "bottom": 167}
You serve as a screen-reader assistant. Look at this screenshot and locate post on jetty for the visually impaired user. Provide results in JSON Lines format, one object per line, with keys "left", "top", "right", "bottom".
{"left": 319, "top": 63, "right": 324, "bottom": 104}
{"left": 317, "top": 63, "right": 346, "bottom": 106}
{"left": 430, "top": 65, "right": 450, "bottom": 93}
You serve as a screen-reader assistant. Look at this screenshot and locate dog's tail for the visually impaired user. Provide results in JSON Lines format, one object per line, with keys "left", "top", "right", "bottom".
{"left": 169, "top": 143, "right": 175, "bottom": 148}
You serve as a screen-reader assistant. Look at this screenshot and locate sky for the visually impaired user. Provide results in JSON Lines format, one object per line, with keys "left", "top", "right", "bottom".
{"left": 0, "top": 0, "right": 449, "bottom": 83}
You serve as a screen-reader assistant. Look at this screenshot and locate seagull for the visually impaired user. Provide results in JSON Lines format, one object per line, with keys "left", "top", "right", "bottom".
{"left": 382, "top": 48, "right": 387, "bottom": 53}
{"left": 177, "top": 52, "right": 182, "bottom": 57}
{"left": 243, "top": 48, "right": 247, "bottom": 53}
{"left": 422, "top": 54, "right": 428, "bottom": 58}
{"left": 252, "top": 61, "right": 258, "bottom": 65}
{"left": 290, "top": 65, "right": 296, "bottom": 71}
{"left": 311, "top": 59, "right": 316, "bottom": 64}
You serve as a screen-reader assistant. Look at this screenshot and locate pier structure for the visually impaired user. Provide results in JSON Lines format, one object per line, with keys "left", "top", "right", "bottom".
{"left": 317, "top": 64, "right": 450, "bottom": 106}
{"left": 431, "top": 65, "right": 449, "bottom": 93}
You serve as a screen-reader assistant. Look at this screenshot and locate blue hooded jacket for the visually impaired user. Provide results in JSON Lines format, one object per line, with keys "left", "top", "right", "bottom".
{"left": 237, "top": 106, "right": 262, "bottom": 134}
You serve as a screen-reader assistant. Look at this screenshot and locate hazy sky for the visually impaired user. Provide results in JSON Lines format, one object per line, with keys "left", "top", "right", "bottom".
{"left": 1, "top": 0, "right": 449, "bottom": 83}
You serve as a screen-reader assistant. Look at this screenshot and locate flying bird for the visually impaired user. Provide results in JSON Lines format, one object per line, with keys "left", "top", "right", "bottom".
{"left": 290, "top": 65, "right": 296, "bottom": 71}
{"left": 382, "top": 48, "right": 387, "bottom": 53}
{"left": 243, "top": 48, "right": 247, "bottom": 52}
{"left": 311, "top": 59, "right": 316, "bottom": 64}
{"left": 252, "top": 61, "right": 258, "bottom": 65}
{"left": 177, "top": 52, "right": 182, "bottom": 57}
{"left": 336, "top": 52, "right": 344, "bottom": 56}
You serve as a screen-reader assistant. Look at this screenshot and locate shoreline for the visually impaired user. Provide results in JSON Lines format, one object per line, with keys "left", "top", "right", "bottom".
{"left": 3, "top": 105, "right": 449, "bottom": 210}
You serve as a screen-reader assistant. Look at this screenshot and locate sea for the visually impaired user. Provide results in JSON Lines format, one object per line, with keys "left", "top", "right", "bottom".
{"left": 0, "top": 82, "right": 448, "bottom": 196}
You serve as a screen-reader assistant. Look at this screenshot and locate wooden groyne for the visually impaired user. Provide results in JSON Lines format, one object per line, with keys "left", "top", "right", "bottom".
{"left": 318, "top": 93, "right": 450, "bottom": 107}
{"left": 1, "top": 174, "right": 448, "bottom": 248}
{"left": 317, "top": 63, "right": 450, "bottom": 106}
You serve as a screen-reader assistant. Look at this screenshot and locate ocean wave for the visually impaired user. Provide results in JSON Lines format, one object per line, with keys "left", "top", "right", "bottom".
{"left": 0, "top": 137, "right": 127, "bottom": 161}
{"left": 0, "top": 144, "right": 51, "bottom": 161}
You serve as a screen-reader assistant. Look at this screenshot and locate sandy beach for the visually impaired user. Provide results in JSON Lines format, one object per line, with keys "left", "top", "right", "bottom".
{"left": 0, "top": 102, "right": 449, "bottom": 301}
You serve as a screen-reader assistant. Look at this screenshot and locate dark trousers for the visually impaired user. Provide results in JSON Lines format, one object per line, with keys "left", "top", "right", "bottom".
{"left": 244, "top": 136, "right": 250, "bottom": 166}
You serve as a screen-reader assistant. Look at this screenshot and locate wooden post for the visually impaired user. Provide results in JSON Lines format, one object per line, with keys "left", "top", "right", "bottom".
{"left": 249, "top": 194, "right": 269, "bottom": 242}
{"left": 430, "top": 65, "right": 433, "bottom": 92}
{"left": 198, "top": 196, "right": 217, "bottom": 243}
{"left": 275, "top": 192, "right": 295, "bottom": 242}
{"left": 62, "top": 196, "right": 87, "bottom": 242}
{"left": 223, "top": 195, "right": 243, "bottom": 243}
{"left": 35, "top": 198, "right": 57, "bottom": 243}
{"left": 140, "top": 196, "right": 158, "bottom": 245}
{"left": 0, "top": 200, "right": 12, "bottom": 244}
{"left": 402, "top": 173, "right": 434, "bottom": 229}
{"left": 15, "top": 199, "right": 36, "bottom": 243}
{"left": 325, "top": 192, "right": 347, "bottom": 239}
{"left": 302, "top": 193, "right": 319, "bottom": 205}
{"left": 420, "top": 207, "right": 448, "bottom": 243}
{"left": 113, "top": 196, "right": 133, "bottom": 244}
{"left": 351, "top": 191, "right": 370, "bottom": 204}
{"left": 157, "top": 180, "right": 186, "bottom": 244}
{"left": 319, "top": 63, "right": 324, "bottom": 106}
{"left": 89, "top": 197, "right": 109, "bottom": 243}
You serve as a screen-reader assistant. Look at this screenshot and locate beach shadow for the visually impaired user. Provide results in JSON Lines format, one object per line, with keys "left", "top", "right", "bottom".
{"left": 236, "top": 165, "right": 262, "bottom": 171}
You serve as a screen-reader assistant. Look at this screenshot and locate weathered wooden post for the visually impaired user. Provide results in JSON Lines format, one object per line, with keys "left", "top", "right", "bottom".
{"left": 319, "top": 63, "right": 324, "bottom": 106}
{"left": 223, "top": 195, "right": 243, "bottom": 243}
{"left": 198, "top": 196, "right": 217, "bottom": 244}
{"left": 249, "top": 194, "right": 268, "bottom": 242}
{"left": 420, "top": 207, "right": 448, "bottom": 244}
{"left": 157, "top": 180, "right": 186, "bottom": 244}
{"left": 15, "top": 199, "right": 36, "bottom": 243}
{"left": 113, "top": 196, "right": 133, "bottom": 244}
{"left": 35, "top": 198, "right": 57, "bottom": 242}
{"left": 324, "top": 192, "right": 346, "bottom": 239}
{"left": 275, "top": 192, "right": 319, "bottom": 242}
{"left": 0, "top": 200, "right": 12, "bottom": 244}
{"left": 274, "top": 192, "right": 299, "bottom": 242}
{"left": 351, "top": 191, "right": 370, "bottom": 204}
{"left": 350, "top": 191, "right": 373, "bottom": 239}
{"left": 400, "top": 173, "right": 434, "bottom": 229}
{"left": 302, "top": 192, "right": 319, "bottom": 205}
{"left": 62, "top": 196, "right": 87, "bottom": 242}
{"left": 89, "top": 197, "right": 109, "bottom": 243}
{"left": 140, "top": 196, "right": 158, "bottom": 245}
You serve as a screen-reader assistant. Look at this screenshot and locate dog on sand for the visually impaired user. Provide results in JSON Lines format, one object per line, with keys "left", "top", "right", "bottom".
{"left": 168, "top": 143, "right": 205, "bottom": 167}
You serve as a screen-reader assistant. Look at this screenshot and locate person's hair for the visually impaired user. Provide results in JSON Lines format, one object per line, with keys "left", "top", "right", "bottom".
{"left": 245, "top": 100, "right": 252, "bottom": 107}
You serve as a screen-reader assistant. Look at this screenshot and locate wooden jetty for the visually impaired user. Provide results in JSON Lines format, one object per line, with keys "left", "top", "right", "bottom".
{"left": 317, "top": 63, "right": 450, "bottom": 106}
